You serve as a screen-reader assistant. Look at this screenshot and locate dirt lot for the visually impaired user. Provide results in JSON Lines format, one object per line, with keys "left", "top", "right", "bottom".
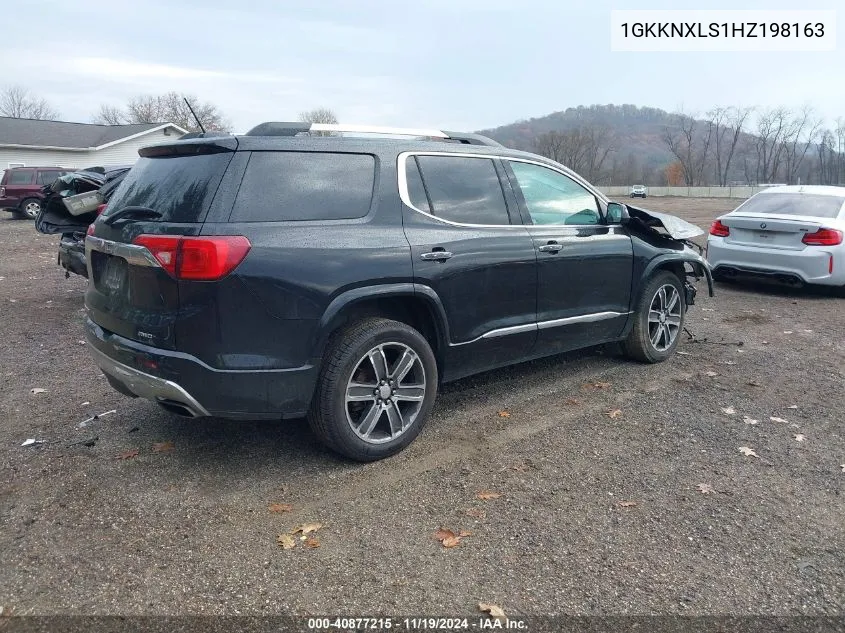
{"left": 1, "top": 198, "right": 844, "bottom": 621}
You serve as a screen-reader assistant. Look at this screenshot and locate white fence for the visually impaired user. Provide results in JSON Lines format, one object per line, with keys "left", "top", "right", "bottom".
{"left": 599, "top": 186, "right": 768, "bottom": 199}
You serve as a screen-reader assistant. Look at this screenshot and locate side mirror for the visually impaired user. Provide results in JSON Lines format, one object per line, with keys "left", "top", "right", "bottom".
{"left": 606, "top": 201, "right": 630, "bottom": 225}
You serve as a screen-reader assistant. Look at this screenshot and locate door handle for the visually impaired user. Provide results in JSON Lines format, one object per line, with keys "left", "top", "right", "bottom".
{"left": 420, "top": 250, "right": 453, "bottom": 261}
{"left": 538, "top": 241, "right": 563, "bottom": 254}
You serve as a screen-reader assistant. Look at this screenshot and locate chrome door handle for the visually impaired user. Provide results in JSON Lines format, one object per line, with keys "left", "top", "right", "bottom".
{"left": 538, "top": 242, "right": 563, "bottom": 253}
{"left": 420, "top": 251, "right": 453, "bottom": 261}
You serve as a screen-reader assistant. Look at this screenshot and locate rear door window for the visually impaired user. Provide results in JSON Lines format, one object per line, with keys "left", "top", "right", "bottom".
{"left": 7, "top": 170, "right": 33, "bottom": 185}
{"left": 36, "top": 170, "right": 62, "bottom": 185}
{"left": 414, "top": 155, "right": 510, "bottom": 225}
{"left": 230, "top": 151, "right": 375, "bottom": 222}
{"left": 101, "top": 152, "right": 234, "bottom": 223}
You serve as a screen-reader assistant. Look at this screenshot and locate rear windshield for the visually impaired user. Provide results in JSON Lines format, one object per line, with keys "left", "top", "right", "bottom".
{"left": 101, "top": 153, "right": 233, "bottom": 223}
{"left": 738, "top": 192, "right": 845, "bottom": 219}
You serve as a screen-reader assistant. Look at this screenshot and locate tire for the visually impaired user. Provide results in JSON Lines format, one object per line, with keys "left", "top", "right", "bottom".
{"left": 623, "top": 271, "right": 685, "bottom": 363}
{"left": 308, "top": 317, "right": 438, "bottom": 461}
{"left": 19, "top": 198, "right": 42, "bottom": 220}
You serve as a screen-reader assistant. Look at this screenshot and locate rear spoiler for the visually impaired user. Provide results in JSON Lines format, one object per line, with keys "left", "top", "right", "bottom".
{"left": 139, "top": 136, "right": 238, "bottom": 157}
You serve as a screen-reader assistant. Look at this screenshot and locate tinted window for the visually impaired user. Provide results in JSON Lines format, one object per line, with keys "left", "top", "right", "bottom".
{"left": 416, "top": 156, "right": 509, "bottom": 225}
{"left": 7, "top": 170, "right": 33, "bottom": 185}
{"left": 738, "top": 192, "right": 845, "bottom": 219}
{"left": 102, "top": 153, "right": 233, "bottom": 223}
{"left": 509, "top": 161, "right": 600, "bottom": 225}
{"left": 36, "top": 170, "right": 62, "bottom": 185}
{"left": 231, "top": 152, "right": 375, "bottom": 222}
{"left": 404, "top": 157, "right": 431, "bottom": 212}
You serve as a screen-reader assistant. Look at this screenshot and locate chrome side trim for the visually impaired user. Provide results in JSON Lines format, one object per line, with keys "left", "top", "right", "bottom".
{"left": 88, "top": 344, "right": 210, "bottom": 417}
{"left": 85, "top": 236, "right": 161, "bottom": 269}
{"left": 450, "top": 311, "right": 630, "bottom": 347}
{"left": 536, "top": 311, "right": 630, "bottom": 330}
{"left": 397, "top": 151, "right": 608, "bottom": 229}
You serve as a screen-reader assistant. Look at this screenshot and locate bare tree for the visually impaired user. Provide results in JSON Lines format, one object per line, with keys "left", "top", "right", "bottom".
{"left": 708, "top": 106, "right": 753, "bottom": 186}
{"left": 0, "top": 85, "right": 60, "bottom": 120}
{"left": 754, "top": 107, "right": 791, "bottom": 183}
{"left": 782, "top": 106, "right": 822, "bottom": 184}
{"left": 663, "top": 111, "right": 712, "bottom": 186}
{"left": 532, "top": 126, "right": 614, "bottom": 182}
{"left": 92, "top": 92, "right": 230, "bottom": 132}
{"left": 298, "top": 108, "right": 338, "bottom": 125}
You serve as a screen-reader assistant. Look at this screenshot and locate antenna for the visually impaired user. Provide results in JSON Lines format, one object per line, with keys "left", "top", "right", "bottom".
{"left": 183, "top": 98, "right": 206, "bottom": 134}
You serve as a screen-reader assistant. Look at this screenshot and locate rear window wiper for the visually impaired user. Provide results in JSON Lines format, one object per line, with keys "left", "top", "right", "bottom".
{"left": 102, "top": 206, "right": 162, "bottom": 226}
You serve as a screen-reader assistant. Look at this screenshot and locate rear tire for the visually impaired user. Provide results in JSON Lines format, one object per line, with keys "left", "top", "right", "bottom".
{"left": 308, "top": 317, "right": 438, "bottom": 461}
{"left": 623, "top": 271, "right": 685, "bottom": 363}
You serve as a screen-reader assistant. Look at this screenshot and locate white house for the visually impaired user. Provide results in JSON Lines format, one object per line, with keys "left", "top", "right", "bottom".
{"left": 0, "top": 117, "right": 188, "bottom": 170}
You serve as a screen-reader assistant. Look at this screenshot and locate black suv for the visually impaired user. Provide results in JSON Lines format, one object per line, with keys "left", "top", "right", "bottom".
{"left": 84, "top": 123, "right": 713, "bottom": 461}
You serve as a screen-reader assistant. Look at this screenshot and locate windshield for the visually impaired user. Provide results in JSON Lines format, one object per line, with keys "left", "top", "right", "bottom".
{"left": 737, "top": 192, "right": 845, "bottom": 219}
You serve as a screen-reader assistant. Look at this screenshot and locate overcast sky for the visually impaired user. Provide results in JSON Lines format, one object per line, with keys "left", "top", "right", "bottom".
{"left": 4, "top": 0, "right": 842, "bottom": 132}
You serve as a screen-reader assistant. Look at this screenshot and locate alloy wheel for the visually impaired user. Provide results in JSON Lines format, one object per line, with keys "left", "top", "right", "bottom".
{"left": 647, "top": 284, "right": 681, "bottom": 352}
{"left": 345, "top": 342, "right": 427, "bottom": 444}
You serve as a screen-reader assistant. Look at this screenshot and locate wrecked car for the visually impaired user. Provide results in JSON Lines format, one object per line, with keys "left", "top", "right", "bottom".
{"left": 83, "top": 123, "right": 713, "bottom": 462}
{"left": 35, "top": 166, "right": 131, "bottom": 278}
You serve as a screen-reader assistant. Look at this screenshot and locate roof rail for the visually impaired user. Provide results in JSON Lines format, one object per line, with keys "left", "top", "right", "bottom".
{"left": 243, "top": 122, "right": 502, "bottom": 147}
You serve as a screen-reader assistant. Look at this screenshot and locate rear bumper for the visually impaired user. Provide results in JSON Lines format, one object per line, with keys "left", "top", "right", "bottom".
{"left": 84, "top": 318, "right": 318, "bottom": 420}
{"left": 58, "top": 237, "right": 88, "bottom": 278}
{"left": 706, "top": 237, "right": 845, "bottom": 286}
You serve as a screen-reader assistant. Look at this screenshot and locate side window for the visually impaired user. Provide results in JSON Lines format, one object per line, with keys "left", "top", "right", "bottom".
{"left": 404, "top": 157, "right": 431, "bottom": 213}
{"left": 231, "top": 152, "right": 375, "bottom": 222}
{"left": 415, "top": 155, "right": 510, "bottom": 225}
{"left": 508, "top": 161, "right": 600, "bottom": 226}
{"left": 7, "top": 170, "right": 33, "bottom": 185}
{"left": 36, "top": 170, "right": 61, "bottom": 185}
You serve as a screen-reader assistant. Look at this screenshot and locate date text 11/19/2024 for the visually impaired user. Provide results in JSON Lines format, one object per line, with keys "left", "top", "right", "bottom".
{"left": 306, "top": 617, "right": 529, "bottom": 630}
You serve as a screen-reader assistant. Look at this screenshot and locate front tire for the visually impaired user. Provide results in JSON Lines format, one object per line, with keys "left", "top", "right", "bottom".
{"left": 623, "top": 271, "right": 685, "bottom": 363}
{"left": 308, "top": 317, "right": 438, "bottom": 461}
{"left": 18, "top": 198, "right": 42, "bottom": 220}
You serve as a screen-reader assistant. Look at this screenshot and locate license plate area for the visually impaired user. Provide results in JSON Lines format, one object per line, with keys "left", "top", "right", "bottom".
{"left": 92, "top": 252, "right": 128, "bottom": 296}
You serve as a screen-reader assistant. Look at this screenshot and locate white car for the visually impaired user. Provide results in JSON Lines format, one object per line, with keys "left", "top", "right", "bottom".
{"left": 630, "top": 185, "right": 648, "bottom": 198}
{"left": 706, "top": 185, "right": 845, "bottom": 288}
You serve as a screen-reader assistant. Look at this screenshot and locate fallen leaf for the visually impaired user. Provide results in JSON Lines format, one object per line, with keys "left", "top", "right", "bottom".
{"left": 747, "top": 381, "right": 762, "bottom": 387}
{"left": 787, "top": 405, "right": 799, "bottom": 409}
{"left": 458, "top": 530, "right": 472, "bottom": 537}
{"left": 304, "top": 536, "right": 321, "bottom": 549}
{"left": 770, "top": 416, "right": 789, "bottom": 424}
{"left": 151, "top": 441, "right": 175, "bottom": 453}
{"left": 697, "top": 483, "right": 715, "bottom": 494}
{"left": 593, "top": 381, "right": 611, "bottom": 389}
{"left": 677, "top": 351, "right": 692, "bottom": 356}
{"left": 479, "top": 603, "right": 506, "bottom": 621}
{"left": 81, "top": 401, "right": 90, "bottom": 406}
{"left": 723, "top": 361, "right": 737, "bottom": 366}
{"left": 291, "top": 523, "right": 322, "bottom": 535}
{"left": 465, "top": 508, "right": 486, "bottom": 519}
{"left": 742, "top": 416, "right": 759, "bottom": 425}
{"left": 564, "top": 397, "right": 580, "bottom": 405}
{"left": 30, "top": 388, "right": 47, "bottom": 395}
{"left": 762, "top": 340, "right": 769, "bottom": 345}
{"left": 705, "top": 371, "right": 718, "bottom": 377}
{"left": 116, "top": 449, "right": 139, "bottom": 460}
{"left": 497, "top": 410, "right": 511, "bottom": 418}
{"left": 476, "top": 491, "right": 501, "bottom": 501}
{"left": 21, "top": 439, "right": 45, "bottom": 447}
{"left": 803, "top": 329, "right": 813, "bottom": 333}
{"left": 794, "top": 434, "right": 806, "bottom": 442}
{"left": 721, "top": 406, "right": 736, "bottom": 415}
{"left": 618, "top": 500, "right": 638, "bottom": 508}
{"left": 435, "top": 528, "right": 456, "bottom": 541}
{"left": 441, "top": 536, "right": 462, "bottom": 548}
{"left": 738, "top": 446, "right": 758, "bottom": 458}
{"left": 277, "top": 534, "right": 296, "bottom": 550}
{"left": 783, "top": 330, "right": 793, "bottom": 334}
{"left": 268, "top": 503, "right": 293, "bottom": 514}
{"left": 510, "top": 464, "right": 530, "bottom": 473}
{"left": 701, "top": 308, "right": 715, "bottom": 312}
{"left": 605, "top": 409, "right": 622, "bottom": 419}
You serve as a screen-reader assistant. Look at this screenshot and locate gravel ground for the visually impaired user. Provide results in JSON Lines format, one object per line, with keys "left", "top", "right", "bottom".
{"left": 1, "top": 198, "right": 843, "bottom": 620}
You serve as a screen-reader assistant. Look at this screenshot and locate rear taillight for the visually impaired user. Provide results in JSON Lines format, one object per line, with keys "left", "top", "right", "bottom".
{"left": 801, "top": 228, "right": 843, "bottom": 246}
{"left": 709, "top": 220, "right": 730, "bottom": 237}
{"left": 86, "top": 224, "right": 95, "bottom": 236}
{"left": 96, "top": 204, "right": 107, "bottom": 216}
{"left": 132, "top": 235, "right": 251, "bottom": 280}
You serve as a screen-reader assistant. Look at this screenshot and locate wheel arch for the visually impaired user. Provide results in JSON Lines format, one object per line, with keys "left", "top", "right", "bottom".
{"left": 313, "top": 283, "right": 449, "bottom": 370}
